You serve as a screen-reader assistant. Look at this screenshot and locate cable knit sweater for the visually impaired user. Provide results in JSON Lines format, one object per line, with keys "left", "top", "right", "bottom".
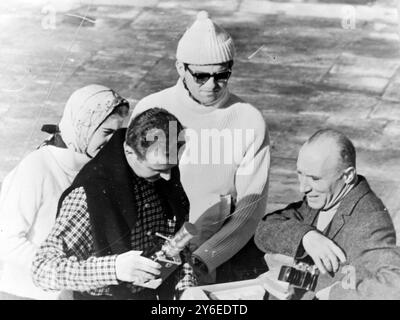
{"left": 131, "top": 79, "right": 270, "bottom": 272}
{"left": 0, "top": 146, "right": 89, "bottom": 299}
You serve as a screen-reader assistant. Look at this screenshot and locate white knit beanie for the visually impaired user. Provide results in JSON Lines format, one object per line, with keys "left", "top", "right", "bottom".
{"left": 176, "top": 11, "right": 235, "bottom": 65}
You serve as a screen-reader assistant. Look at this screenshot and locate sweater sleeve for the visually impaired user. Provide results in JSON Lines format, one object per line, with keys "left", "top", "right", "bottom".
{"left": 0, "top": 153, "right": 44, "bottom": 268}
{"left": 193, "top": 117, "right": 271, "bottom": 272}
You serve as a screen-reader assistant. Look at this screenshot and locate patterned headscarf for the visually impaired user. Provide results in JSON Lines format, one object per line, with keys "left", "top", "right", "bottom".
{"left": 59, "top": 84, "right": 128, "bottom": 154}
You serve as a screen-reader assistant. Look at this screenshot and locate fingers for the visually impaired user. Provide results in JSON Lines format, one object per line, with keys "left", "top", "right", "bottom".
{"left": 327, "top": 253, "right": 339, "bottom": 273}
{"left": 134, "top": 256, "right": 162, "bottom": 276}
{"left": 313, "top": 256, "right": 327, "bottom": 274}
{"left": 323, "top": 241, "right": 346, "bottom": 273}
{"left": 329, "top": 242, "right": 347, "bottom": 263}
{"left": 323, "top": 253, "right": 340, "bottom": 273}
{"left": 115, "top": 250, "right": 163, "bottom": 283}
{"left": 310, "top": 242, "right": 345, "bottom": 274}
{"left": 304, "top": 231, "right": 347, "bottom": 275}
{"left": 124, "top": 251, "right": 162, "bottom": 271}
{"left": 131, "top": 270, "right": 157, "bottom": 284}
{"left": 151, "top": 279, "right": 162, "bottom": 287}
{"left": 320, "top": 255, "right": 333, "bottom": 273}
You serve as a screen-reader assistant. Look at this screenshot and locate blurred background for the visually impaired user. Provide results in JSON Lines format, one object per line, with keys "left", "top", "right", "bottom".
{"left": 0, "top": 0, "right": 399, "bottom": 243}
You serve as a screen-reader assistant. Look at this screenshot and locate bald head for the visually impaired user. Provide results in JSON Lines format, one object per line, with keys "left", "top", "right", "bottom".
{"left": 298, "top": 139, "right": 341, "bottom": 177}
{"left": 297, "top": 129, "right": 357, "bottom": 210}
{"left": 305, "top": 129, "right": 356, "bottom": 172}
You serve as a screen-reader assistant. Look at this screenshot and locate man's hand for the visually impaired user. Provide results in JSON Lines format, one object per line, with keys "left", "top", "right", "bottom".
{"left": 115, "top": 250, "right": 161, "bottom": 283}
{"left": 302, "top": 231, "right": 346, "bottom": 274}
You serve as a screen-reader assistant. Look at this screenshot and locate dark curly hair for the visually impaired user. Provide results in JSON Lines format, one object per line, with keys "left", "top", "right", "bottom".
{"left": 126, "top": 108, "right": 185, "bottom": 161}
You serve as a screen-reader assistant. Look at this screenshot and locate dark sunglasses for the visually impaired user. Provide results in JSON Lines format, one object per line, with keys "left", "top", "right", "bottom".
{"left": 184, "top": 64, "right": 232, "bottom": 85}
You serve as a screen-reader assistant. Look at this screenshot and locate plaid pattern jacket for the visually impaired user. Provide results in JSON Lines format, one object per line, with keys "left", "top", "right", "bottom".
{"left": 32, "top": 184, "right": 176, "bottom": 297}
{"left": 31, "top": 129, "right": 186, "bottom": 298}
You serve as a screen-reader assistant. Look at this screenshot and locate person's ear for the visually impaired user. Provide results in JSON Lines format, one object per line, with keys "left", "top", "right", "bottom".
{"left": 342, "top": 166, "right": 356, "bottom": 185}
{"left": 176, "top": 61, "right": 185, "bottom": 79}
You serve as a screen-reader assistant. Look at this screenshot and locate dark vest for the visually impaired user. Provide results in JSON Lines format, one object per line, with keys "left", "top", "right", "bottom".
{"left": 57, "top": 129, "right": 189, "bottom": 299}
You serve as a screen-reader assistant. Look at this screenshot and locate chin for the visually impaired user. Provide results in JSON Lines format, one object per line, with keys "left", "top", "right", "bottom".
{"left": 306, "top": 199, "right": 324, "bottom": 210}
{"left": 201, "top": 97, "right": 219, "bottom": 106}
{"left": 199, "top": 92, "right": 221, "bottom": 103}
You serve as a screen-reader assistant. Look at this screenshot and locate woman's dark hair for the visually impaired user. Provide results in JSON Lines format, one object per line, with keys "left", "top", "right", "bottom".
{"left": 109, "top": 101, "right": 130, "bottom": 117}
{"left": 126, "top": 108, "right": 185, "bottom": 160}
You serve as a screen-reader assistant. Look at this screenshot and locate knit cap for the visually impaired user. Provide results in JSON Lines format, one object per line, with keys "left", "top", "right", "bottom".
{"left": 176, "top": 11, "right": 235, "bottom": 65}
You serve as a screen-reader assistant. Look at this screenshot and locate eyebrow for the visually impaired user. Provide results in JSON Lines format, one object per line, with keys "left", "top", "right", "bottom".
{"left": 297, "top": 170, "right": 321, "bottom": 180}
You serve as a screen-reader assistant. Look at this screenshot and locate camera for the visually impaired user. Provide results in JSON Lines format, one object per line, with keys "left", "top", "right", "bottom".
{"left": 278, "top": 262, "right": 319, "bottom": 291}
{"left": 139, "top": 222, "right": 198, "bottom": 289}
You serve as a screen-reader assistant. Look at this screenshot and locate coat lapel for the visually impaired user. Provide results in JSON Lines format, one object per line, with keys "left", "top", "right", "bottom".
{"left": 326, "top": 211, "right": 346, "bottom": 240}
{"left": 327, "top": 176, "right": 371, "bottom": 240}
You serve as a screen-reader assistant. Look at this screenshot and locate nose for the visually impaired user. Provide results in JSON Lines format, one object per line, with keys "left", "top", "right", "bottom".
{"left": 203, "top": 76, "right": 218, "bottom": 89}
{"left": 299, "top": 175, "right": 311, "bottom": 194}
{"left": 160, "top": 170, "right": 171, "bottom": 181}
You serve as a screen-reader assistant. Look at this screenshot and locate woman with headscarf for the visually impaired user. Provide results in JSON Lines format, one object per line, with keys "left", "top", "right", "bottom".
{"left": 0, "top": 84, "right": 129, "bottom": 300}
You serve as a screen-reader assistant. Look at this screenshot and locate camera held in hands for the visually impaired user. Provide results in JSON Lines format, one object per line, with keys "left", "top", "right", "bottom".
{"left": 138, "top": 222, "right": 198, "bottom": 289}
{"left": 278, "top": 262, "right": 319, "bottom": 291}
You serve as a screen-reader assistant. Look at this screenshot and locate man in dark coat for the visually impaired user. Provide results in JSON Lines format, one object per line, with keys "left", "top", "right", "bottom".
{"left": 255, "top": 129, "right": 396, "bottom": 299}
{"left": 32, "top": 108, "right": 189, "bottom": 300}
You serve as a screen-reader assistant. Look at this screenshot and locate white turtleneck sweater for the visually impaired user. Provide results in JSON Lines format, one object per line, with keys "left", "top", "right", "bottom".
{"left": 0, "top": 146, "right": 89, "bottom": 299}
{"left": 131, "top": 79, "right": 271, "bottom": 272}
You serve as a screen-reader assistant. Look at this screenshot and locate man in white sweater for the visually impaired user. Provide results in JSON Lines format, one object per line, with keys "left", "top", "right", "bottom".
{"left": 130, "top": 11, "right": 270, "bottom": 287}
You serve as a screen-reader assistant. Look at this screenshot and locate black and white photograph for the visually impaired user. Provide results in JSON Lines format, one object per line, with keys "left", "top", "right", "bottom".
{"left": 0, "top": 0, "right": 400, "bottom": 305}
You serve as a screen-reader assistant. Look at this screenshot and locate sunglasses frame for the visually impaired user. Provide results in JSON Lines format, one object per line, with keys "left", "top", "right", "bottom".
{"left": 184, "top": 64, "right": 232, "bottom": 85}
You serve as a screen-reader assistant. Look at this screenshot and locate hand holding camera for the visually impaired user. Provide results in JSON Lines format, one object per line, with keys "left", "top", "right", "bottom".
{"left": 302, "top": 230, "right": 346, "bottom": 274}
{"left": 115, "top": 250, "right": 162, "bottom": 283}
